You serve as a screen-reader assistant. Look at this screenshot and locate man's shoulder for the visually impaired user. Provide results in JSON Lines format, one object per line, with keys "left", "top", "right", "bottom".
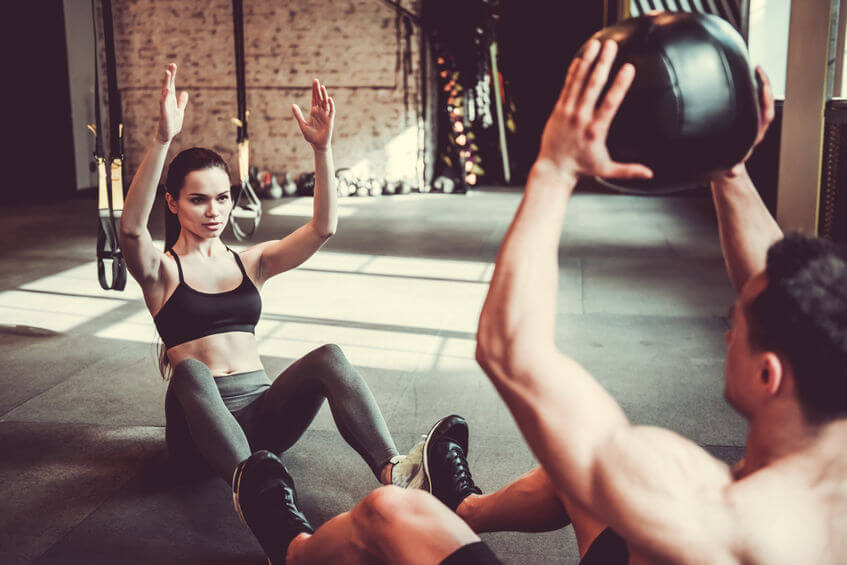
{"left": 726, "top": 466, "right": 844, "bottom": 564}
{"left": 605, "top": 426, "right": 733, "bottom": 486}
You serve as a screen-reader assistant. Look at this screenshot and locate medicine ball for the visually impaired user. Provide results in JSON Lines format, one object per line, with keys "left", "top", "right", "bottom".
{"left": 588, "top": 12, "right": 760, "bottom": 193}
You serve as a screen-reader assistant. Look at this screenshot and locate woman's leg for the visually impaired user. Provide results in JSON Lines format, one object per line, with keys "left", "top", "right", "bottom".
{"left": 165, "top": 358, "right": 252, "bottom": 484}
{"left": 251, "top": 344, "right": 398, "bottom": 478}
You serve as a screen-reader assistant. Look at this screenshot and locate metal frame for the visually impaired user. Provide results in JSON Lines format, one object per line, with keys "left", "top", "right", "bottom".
{"left": 613, "top": 0, "right": 749, "bottom": 39}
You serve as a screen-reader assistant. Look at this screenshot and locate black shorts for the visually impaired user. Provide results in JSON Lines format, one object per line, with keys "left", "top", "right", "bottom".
{"left": 441, "top": 541, "right": 502, "bottom": 565}
{"left": 439, "top": 528, "right": 628, "bottom": 565}
{"left": 579, "top": 528, "right": 629, "bottom": 564}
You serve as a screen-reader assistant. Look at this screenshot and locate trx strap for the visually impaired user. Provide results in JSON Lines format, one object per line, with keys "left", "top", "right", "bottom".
{"left": 91, "top": 0, "right": 127, "bottom": 291}
{"left": 230, "top": 0, "right": 261, "bottom": 241}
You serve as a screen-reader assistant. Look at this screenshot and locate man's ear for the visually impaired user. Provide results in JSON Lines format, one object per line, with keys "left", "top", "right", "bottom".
{"left": 759, "top": 352, "right": 783, "bottom": 396}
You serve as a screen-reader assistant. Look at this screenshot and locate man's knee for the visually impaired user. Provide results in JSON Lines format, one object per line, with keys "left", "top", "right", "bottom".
{"left": 352, "top": 487, "right": 475, "bottom": 562}
{"left": 354, "top": 486, "right": 444, "bottom": 530}
{"left": 353, "top": 485, "right": 407, "bottom": 531}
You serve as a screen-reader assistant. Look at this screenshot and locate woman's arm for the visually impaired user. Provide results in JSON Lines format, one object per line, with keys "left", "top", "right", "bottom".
{"left": 119, "top": 63, "right": 189, "bottom": 284}
{"left": 311, "top": 145, "right": 337, "bottom": 237}
{"left": 308, "top": 79, "right": 338, "bottom": 237}
{"left": 249, "top": 79, "right": 337, "bottom": 283}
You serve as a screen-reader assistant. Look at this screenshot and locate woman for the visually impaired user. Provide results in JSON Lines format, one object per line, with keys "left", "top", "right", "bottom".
{"left": 119, "top": 63, "right": 424, "bottom": 561}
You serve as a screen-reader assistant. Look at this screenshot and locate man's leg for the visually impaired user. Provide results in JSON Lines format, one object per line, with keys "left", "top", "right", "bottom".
{"left": 287, "top": 486, "right": 489, "bottom": 565}
{"left": 457, "top": 466, "right": 608, "bottom": 558}
{"left": 412, "top": 415, "right": 607, "bottom": 557}
{"left": 457, "top": 466, "right": 569, "bottom": 532}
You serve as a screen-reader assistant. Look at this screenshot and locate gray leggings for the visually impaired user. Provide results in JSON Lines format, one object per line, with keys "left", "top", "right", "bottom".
{"left": 165, "top": 344, "right": 398, "bottom": 485}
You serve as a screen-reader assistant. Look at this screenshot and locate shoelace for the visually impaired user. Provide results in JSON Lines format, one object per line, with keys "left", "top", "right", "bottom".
{"left": 444, "top": 444, "right": 477, "bottom": 494}
{"left": 279, "top": 486, "right": 311, "bottom": 530}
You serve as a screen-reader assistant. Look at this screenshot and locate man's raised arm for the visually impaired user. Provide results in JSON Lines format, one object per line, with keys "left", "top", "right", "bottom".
{"left": 476, "top": 39, "right": 752, "bottom": 562}
{"left": 710, "top": 68, "right": 783, "bottom": 293}
{"left": 475, "top": 39, "right": 654, "bottom": 508}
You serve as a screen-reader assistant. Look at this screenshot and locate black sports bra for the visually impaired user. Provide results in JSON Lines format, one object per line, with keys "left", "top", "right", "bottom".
{"left": 153, "top": 248, "right": 262, "bottom": 349}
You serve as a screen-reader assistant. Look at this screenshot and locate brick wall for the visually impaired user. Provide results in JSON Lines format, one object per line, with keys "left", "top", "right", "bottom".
{"left": 97, "top": 0, "right": 426, "bottom": 187}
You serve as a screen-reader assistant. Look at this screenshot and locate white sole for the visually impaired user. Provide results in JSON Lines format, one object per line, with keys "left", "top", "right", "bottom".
{"left": 232, "top": 465, "right": 249, "bottom": 528}
{"left": 421, "top": 416, "right": 450, "bottom": 494}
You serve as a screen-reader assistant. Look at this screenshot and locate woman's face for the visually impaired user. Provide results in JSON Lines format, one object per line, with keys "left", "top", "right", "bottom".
{"left": 167, "top": 167, "right": 232, "bottom": 239}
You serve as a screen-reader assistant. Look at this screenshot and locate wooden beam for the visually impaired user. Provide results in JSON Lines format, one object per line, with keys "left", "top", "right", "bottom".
{"left": 776, "top": 0, "right": 837, "bottom": 233}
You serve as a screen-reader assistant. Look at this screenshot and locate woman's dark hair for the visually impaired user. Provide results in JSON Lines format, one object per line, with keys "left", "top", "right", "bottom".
{"left": 162, "top": 147, "right": 231, "bottom": 251}
{"left": 746, "top": 233, "right": 847, "bottom": 424}
{"left": 158, "top": 147, "right": 230, "bottom": 380}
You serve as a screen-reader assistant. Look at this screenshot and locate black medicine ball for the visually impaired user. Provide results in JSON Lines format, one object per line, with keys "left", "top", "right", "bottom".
{"left": 589, "top": 12, "right": 760, "bottom": 193}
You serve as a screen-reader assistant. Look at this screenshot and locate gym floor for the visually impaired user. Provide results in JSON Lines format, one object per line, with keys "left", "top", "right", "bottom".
{"left": 0, "top": 187, "right": 745, "bottom": 564}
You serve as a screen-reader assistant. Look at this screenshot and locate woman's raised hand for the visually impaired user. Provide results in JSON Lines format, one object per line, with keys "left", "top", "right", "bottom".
{"left": 292, "top": 79, "right": 335, "bottom": 150}
{"left": 156, "top": 63, "right": 189, "bottom": 144}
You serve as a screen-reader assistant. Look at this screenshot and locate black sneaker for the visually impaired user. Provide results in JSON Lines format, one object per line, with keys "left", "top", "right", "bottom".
{"left": 232, "top": 450, "right": 313, "bottom": 564}
{"left": 421, "top": 415, "right": 482, "bottom": 511}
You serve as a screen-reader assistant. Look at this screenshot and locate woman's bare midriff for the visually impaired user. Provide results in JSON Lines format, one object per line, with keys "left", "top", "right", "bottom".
{"left": 166, "top": 331, "right": 264, "bottom": 376}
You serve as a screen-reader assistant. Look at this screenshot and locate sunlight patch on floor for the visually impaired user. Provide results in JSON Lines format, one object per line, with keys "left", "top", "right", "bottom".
{"left": 6, "top": 250, "right": 488, "bottom": 371}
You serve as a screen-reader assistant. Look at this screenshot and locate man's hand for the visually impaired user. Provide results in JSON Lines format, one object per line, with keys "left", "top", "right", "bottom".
{"left": 719, "top": 66, "right": 776, "bottom": 179}
{"left": 536, "top": 39, "right": 652, "bottom": 183}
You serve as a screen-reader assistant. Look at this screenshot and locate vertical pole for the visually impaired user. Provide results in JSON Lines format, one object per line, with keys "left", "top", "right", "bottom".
{"left": 776, "top": 0, "right": 837, "bottom": 233}
{"left": 604, "top": 0, "right": 630, "bottom": 24}
{"left": 833, "top": 0, "right": 847, "bottom": 97}
{"left": 490, "top": 41, "right": 510, "bottom": 184}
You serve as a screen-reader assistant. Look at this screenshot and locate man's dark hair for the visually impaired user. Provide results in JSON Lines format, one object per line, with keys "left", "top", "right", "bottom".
{"left": 746, "top": 233, "right": 847, "bottom": 424}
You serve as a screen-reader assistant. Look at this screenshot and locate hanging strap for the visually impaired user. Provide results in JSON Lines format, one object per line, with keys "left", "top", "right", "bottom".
{"left": 92, "top": 0, "right": 126, "bottom": 291}
{"left": 230, "top": 0, "right": 261, "bottom": 241}
{"left": 233, "top": 0, "right": 247, "bottom": 144}
{"left": 102, "top": 0, "right": 122, "bottom": 161}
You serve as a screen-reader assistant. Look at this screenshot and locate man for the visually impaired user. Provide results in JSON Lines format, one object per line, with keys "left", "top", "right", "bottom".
{"left": 471, "top": 38, "right": 847, "bottom": 564}
{"left": 238, "top": 39, "right": 847, "bottom": 564}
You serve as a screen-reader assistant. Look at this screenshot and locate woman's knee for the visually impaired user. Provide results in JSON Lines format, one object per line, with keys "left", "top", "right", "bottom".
{"left": 308, "top": 343, "right": 348, "bottom": 366}
{"left": 170, "top": 358, "right": 215, "bottom": 394}
{"left": 308, "top": 344, "right": 361, "bottom": 384}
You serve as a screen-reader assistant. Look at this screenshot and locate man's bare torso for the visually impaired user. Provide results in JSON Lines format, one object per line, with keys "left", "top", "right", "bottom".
{"left": 608, "top": 424, "right": 847, "bottom": 564}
